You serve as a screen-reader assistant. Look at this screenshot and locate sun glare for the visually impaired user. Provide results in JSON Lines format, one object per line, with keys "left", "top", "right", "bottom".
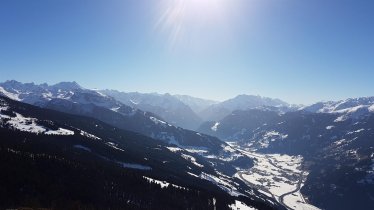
{"left": 154, "top": 0, "right": 229, "bottom": 48}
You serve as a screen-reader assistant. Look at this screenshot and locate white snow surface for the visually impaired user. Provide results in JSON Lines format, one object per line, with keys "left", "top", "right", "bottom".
{"left": 6, "top": 113, "right": 46, "bottom": 133}
{"left": 282, "top": 192, "right": 321, "bottom": 210}
{"left": 200, "top": 172, "right": 242, "bottom": 197}
{"left": 129, "top": 99, "right": 139, "bottom": 105}
{"left": 110, "top": 107, "right": 121, "bottom": 112}
{"left": 257, "top": 131, "right": 288, "bottom": 148}
{"left": 229, "top": 200, "right": 257, "bottom": 210}
{"left": 0, "top": 87, "right": 20, "bottom": 100}
{"left": 211, "top": 122, "right": 220, "bottom": 131}
{"left": 150, "top": 131, "right": 179, "bottom": 145}
{"left": 166, "top": 146, "right": 183, "bottom": 153}
{"left": 223, "top": 145, "right": 236, "bottom": 153}
{"left": 0, "top": 100, "right": 115, "bottom": 140}
{"left": 302, "top": 97, "right": 374, "bottom": 121}
{"left": 181, "top": 154, "right": 204, "bottom": 168}
{"left": 0, "top": 109, "right": 74, "bottom": 135}
{"left": 143, "top": 176, "right": 184, "bottom": 189}
{"left": 80, "top": 130, "right": 101, "bottom": 140}
{"left": 187, "top": 172, "right": 199, "bottom": 177}
{"left": 106, "top": 142, "right": 125, "bottom": 151}
{"left": 45, "top": 128, "right": 74, "bottom": 135}
{"left": 230, "top": 144, "right": 321, "bottom": 210}
{"left": 347, "top": 129, "right": 365, "bottom": 135}
{"left": 184, "top": 148, "right": 209, "bottom": 154}
{"left": 150, "top": 116, "right": 171, "bottom": 127}
{"left": 369, "top": 105, "right": 374, "bottom": 112}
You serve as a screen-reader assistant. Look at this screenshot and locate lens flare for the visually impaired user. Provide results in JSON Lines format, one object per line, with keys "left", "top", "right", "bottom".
{"left": 154, "top": 0, "right": 229, "bottom": 49}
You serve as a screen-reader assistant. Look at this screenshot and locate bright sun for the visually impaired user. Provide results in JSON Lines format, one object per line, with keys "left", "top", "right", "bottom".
{"left": 155, "top": 0, "right": 229, "bottom": 48}
{"left": 188, "top": 0, "right": 224, "bottom": 9}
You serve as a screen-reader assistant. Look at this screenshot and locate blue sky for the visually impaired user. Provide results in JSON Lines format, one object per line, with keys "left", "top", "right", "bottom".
{"left": 0, "top": 0, "right": 373, "bottom": 104}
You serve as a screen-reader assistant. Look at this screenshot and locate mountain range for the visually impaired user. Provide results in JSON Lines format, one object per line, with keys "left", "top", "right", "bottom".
{"left": 99, "top": 90, "right": 205, "bottom": 130}
{"left": 198, "top": 109, "right": 374, "bottom": 210}
{"left": 1, "top": 95, "right": 282, "bottom": 210}
{"left": 1, "top": 80, "right": 374, "bottom": 210}
{"left": 0, "top": 80, "right": 296, "bottom": 131}
{"left": 0, "top": 81, "right": 285, "bottom": 210}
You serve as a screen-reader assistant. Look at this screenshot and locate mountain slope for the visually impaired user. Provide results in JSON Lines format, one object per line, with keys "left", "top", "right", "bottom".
{"left": 100, "top": 90, "right": 203, "bottom": 130}
{"left": 198, "top": 109, "right": 280, "bottom": 140}
{"left": 173, "top": 94, "right": 218, "bottom": 114}
{"left": 0, "top": 96, "right": 281, "bottom": 210}
{"left": 0, "top": 81, "right": 224, "bottom": 152}
{"left": 198, "top": 107, "right": 374, "bottom": 210}
{"left": 199, "top": 95, "right": 290, "bottom": 122}
{"left": 301, "top": 97, "right": 374, "bottom": 122}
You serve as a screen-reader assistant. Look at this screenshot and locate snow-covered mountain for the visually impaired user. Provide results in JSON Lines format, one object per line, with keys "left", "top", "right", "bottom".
{"left": 198, "top": 107, "right": 374, "bottom": 210}
{"left": 301, "top": 97, "right": 374, "bottom": 122}
{"left": 100, "top": 90, "right": 203, "bottom": 130}
{"left": 173, "top": 94, "right": 218, "bottom": 113}
{"left": 0, "top": 80, "right": 223, "bottom": 151}
{"left": 1, "top": 96, "right": 282, "bottom": 210}
{"left": 0, "top": 80, "right": 81, "bottom": 104}
{"left": 199, "top": 94, "right": 291, "bottom": 121}
{"left": 3, "top": 80, "right": 374, "bottom": 210}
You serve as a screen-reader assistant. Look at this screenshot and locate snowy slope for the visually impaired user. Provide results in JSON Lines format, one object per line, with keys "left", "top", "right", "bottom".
{"left": 301, "top": 97, "right": 374, "bottom": 122}
{"left": 173, "top": 94, "right": 218, "bottom": 113}
{"left": 0, "top": 80, "right": 225, "bottom": 151}
{"left": 0, "top": 95, "right": 283, "bottom": 210}
{"left": 99, "top": 90, "right": 203, "bottom": 130}
{"left": 199, "top": 94, "right": 291, "bottom": 121}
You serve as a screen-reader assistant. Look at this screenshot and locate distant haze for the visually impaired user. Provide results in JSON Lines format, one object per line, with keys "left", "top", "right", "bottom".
{"left": 1, "top": 0, "right": 373, "bottom": 104}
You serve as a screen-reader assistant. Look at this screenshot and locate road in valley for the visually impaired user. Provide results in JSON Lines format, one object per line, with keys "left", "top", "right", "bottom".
{"left": 278, "top": 170, "right": 305, "bottom": 210}
{"left": 231, "top": 144, "right": 321, "bottom": 210}
{"left": 236, "top": 149, "right": 308, "bottom": 210}
{"left": 237, "top": 168, "right": 305, "bottom": 210}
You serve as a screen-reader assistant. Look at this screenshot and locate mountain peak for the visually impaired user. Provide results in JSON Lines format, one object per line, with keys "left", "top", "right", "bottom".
{"left": 3, "top": 79, "right": 23, "bottom": 86}
{"left": 52, "top": 81, "right": 81, "bottom": 90}
{"left": 234, "top": 94, "right": 260, "bottom": 99}
{"left": 225, "top": 94, "right": 288, "bottom": 107}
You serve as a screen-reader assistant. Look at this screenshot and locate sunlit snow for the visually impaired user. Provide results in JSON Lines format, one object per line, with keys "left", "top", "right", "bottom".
{"left": 228, "top": 200, "right": 257, "bottom": 210}
{"left": 211, "top": 122, "right": 220, "bottom": 131}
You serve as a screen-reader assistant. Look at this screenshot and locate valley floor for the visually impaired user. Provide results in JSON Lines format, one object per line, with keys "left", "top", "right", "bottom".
{"left": 228, "top": 143, "right": 321, "bottom": 210}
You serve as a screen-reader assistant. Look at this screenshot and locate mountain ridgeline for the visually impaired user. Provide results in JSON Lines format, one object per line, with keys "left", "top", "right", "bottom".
{"left": 0, "top": 96, "right": 281, "bottom": 210}
{"left": 0, "top": 80, "right": 224, "bottom": 151}
{"left": 99, "top": 90, "right": 204, "bottom": 130}
{"left": 198, "top": 108, "right": 374, "bottom": 210}
{"left": 1, "top": 80, "right": 374, "bottom": 210}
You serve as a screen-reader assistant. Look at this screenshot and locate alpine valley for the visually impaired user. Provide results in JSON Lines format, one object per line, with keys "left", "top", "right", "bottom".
{"left": 1, "top": 80, "right": 373, "bottom": 210}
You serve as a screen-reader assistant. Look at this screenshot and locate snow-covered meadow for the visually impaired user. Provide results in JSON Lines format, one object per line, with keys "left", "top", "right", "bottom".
{"left": 229, "top": 143, "right": 321, "bottom": 210}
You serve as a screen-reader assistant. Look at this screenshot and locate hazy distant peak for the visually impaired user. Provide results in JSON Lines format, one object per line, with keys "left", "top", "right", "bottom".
{"left": 52, "top": 81, "right": 82, "bottom": 90}
{"left": 173, "top": 94, "right": 218, "bottom": 114}
{"left": 174, "top": 94, "right": 219, "bottom": 103}
{"left": 198, "top": 94, "right": 290, "bottom": 121}
{"left": 2, "top": 80, "right": 27, "bottom": 88}
{"left": 1, "top": 80, "right": 82, "bottom": 91}
{"left": 222, "top": 94, "right": 288, "bottom": 109}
